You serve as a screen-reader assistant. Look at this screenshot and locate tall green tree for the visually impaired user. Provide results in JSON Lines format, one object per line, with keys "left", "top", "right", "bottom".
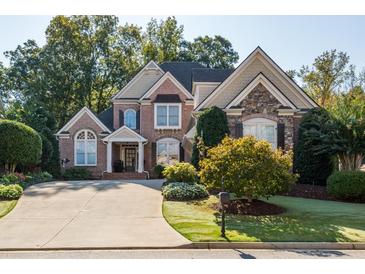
{"left": 142, "top": 17, "right": 184, "bottom": 63}
{"left": 191, "top": 106, "right": 229, "bottom": 168}
{"left": 179, "top": 35, "right": 239, "bottom": 69}
{"left": 298, "top": 49, "right": 350, "bottom": 108}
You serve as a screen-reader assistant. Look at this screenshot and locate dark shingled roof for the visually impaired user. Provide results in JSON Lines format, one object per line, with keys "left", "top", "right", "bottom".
{"left": 97, "top": 107, "right": 113, "bottom": 131}
{"left": 154, "top": 94, "right": 182, "bottom": 103}
{"left": 192, "top": 68, "right": 234, "bottom": 83}
{"left": 159, "top": 62, "right": 205, "bottom": 92}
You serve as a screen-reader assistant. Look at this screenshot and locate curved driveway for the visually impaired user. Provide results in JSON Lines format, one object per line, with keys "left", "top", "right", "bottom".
{"left": 0, "top": 180, "right": 190, "bottom": 249}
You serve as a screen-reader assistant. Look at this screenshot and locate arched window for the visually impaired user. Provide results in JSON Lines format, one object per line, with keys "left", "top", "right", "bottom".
{"left": 124, "top": 109, "right": 136, "bottom": 129}
{"left": 156, "top": 138, "right": 180, "bottom": 165}
{"left": 75, "top": 130, "right": 97, "bottom": 166}
{"left": 242, "top": 118, "right": 277, "bottom": 148}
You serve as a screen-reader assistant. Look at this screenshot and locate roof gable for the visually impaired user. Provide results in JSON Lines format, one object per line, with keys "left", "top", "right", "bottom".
{"left": 112, "top": 61, "right": 164, "bottom": 100}
{"left": 226, "top": 73, "right": 297, "bottom": 109}
{"left": 140, "top": 72, "right": 194, "bottom": 101}
{"left": 102, "top": 126, "right": 147, "bottom": 142}
{"left": 56, "top": 107, "right": 111, "bottom": 135}
{"left": 195, "top": 47, "right": 318, "bottom": 111}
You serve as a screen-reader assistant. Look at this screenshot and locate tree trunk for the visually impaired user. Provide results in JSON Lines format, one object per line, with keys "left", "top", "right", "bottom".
{"left": 6, "top": 163, "right": 16, "bottom": 174}
{"left": 338, "top": 153, "right": 364, "bottom": 171}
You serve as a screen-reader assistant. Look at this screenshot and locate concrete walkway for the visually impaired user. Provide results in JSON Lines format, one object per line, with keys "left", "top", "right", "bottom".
{"left": 0, "top": 180, "right": 190, "bottom": 249}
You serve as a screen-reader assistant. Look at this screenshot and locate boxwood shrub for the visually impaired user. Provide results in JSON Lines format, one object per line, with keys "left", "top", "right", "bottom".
{"left": 63, "top": 167, "right": 92, "bottom": 180}
{"left": 327, "top": 171, "right": 365, "bottom": 202}
{"left": 162, "top": 162, "right": 197, "bottom": 184}
{"left": 162, "top": 182, "right": 209, "bottom": 201}
{"left": 0, "top": 184, "right": 23, "bottom": 200}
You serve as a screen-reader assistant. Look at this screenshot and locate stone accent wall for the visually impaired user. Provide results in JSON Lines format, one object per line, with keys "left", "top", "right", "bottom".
{"left": 227, "top": 83, "right": 295, "bottom": 150}
{"left": 58, "top": 112, "right": 107, "bottom": 178}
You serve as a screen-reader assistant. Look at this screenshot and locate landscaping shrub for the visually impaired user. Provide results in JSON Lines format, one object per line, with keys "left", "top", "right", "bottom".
{"left": 200, "top": 136, "right": 297, "bottom": 201}
{"left": 63, "top": 167, "right": 92, "bottom": 180}
{"left": 162, "top": 162, "right": 197, "bottom": 184}
{"left": 0, "top": 184, "right": 23, "bottom": 200}
{"left": 294, "top": 108, "right": 335, "bottom": 186}
{"left": 327, "top": 171, "right": 365, "bottom": 201}
{"left": 0, "top": 173, "right": 25, "bottom": 184}
{"left": 162, "top": 182, "right": 209, "bottom": 201}
{"left": 0, "top": 119, "right": 42, "bottom": 173}
{"left": 153, "top": 164, "right": 165, "bottom": 179}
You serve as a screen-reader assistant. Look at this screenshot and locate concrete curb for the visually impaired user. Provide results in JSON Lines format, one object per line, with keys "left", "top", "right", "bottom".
{"left": 0, "top": 242, "right": 364, "bottom": 251}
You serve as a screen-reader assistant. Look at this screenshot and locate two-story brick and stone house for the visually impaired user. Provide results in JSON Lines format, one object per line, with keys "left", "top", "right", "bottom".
{"left": 56, "top": 47, "right": 318, "bottom": 179}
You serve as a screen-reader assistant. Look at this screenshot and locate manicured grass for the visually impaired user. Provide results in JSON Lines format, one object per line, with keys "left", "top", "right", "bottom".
{"left": 0, "top": 200, "right": 17, "bottom": 219}
{"left": 163, "top": 195, "right": 365, "bottom": 242}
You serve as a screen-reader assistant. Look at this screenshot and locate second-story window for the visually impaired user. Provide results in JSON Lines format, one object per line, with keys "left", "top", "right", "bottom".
{"left": 124, "top": 109, "right": 136, "bottom": 129}
{"left": 154, "top": 103, "right": 181, "bottom": 129}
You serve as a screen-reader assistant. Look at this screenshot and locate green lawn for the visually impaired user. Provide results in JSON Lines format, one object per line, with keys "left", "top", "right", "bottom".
{"left": 0, "top": 200, "right": 17, "bottom": 219}
{"left": 163, "top": 195, "right": 365, "bottom": 242}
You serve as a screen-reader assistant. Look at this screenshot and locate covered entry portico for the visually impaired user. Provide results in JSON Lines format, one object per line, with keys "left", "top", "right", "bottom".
{"left": 102, "top": 126, "right": 147, "bottom": 173}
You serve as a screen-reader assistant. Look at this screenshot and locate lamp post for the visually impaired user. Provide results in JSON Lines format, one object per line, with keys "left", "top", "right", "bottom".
{"left": 219, "top": 176, "right": 230, "bottom": 238}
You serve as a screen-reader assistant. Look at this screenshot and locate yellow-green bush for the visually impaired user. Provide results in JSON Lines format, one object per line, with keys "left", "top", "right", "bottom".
{"left": 199, "top": 136, "right": 296, "bottom": 200}
{"left": 162, "top": 162, "right": 197, "bottom": 184}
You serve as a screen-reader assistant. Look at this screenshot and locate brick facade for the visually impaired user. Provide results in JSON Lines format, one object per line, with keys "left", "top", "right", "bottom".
{"left": 139, "top": 78, "right": 194, "bottom": 172}
{"left": 58, "top": 113, "right": 107, "bottom": 178}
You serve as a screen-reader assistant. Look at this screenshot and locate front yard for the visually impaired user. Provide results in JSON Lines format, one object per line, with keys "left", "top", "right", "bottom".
{"left": 163, "top": 195, "right": 365, "bottom": 242}
{"left": 0, "top": 200, "right": 17, "bottom": 219}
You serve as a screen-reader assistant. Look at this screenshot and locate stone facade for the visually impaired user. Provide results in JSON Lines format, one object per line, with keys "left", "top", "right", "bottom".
{"left": 227, "top": 83, "right": 297, "bottom": 150}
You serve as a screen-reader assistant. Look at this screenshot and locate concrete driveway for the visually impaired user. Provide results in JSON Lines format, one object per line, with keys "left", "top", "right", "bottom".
{"left": 0, "top": 180, "right": 190, "bottom": 249}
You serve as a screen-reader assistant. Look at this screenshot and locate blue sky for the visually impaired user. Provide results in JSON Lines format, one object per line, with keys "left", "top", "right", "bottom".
{"left": 1, "top": 16, "right": 365, "bottom": 73}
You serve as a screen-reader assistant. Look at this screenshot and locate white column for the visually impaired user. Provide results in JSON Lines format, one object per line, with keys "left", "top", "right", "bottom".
{"left": 107, "top": 142, "right": 112, "bottom": 173}
{"left": 138, "top": 141, "right": 144, "bottom": 173}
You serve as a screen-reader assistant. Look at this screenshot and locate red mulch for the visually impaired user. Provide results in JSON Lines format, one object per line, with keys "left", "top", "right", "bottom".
{"left": 283, "top": 184, "right": 337, "bottom": 201}
{"left": 213, "top": 199, "right": 285, "bottom": 216}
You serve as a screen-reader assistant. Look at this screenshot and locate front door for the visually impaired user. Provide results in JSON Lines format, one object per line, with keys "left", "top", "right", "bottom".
{"left": 125, "top": 148, "right": 136, "bottom": 172}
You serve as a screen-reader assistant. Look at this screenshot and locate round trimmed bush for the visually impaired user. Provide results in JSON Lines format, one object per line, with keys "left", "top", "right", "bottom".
{"left": 63, "top": 167, "right": 92, "bottom": 180}
{"left": 327, "top": 171, "right": 365, "bottom": 201}
{"left": 0, "top": 119, "right": 42, "bottom": 172}
{"left": 162, "top": 182, "right": 209, "bottom": 201}
{"left": 0, "top": 184, "right": 23, "bottom": 200}
{"left": 162, "top": 162, "right": 197, "bottom": 184}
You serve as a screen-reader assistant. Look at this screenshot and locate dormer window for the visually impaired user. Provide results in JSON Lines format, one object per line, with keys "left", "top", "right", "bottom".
{"left": 124, "top": 109, "right": 137, "bottom": 129}
{"left": 154, "top": 103, "right": 181, "bottom": 129}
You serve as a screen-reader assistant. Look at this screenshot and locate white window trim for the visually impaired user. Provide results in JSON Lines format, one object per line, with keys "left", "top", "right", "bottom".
{"left": 74, "top": 129, "right": 97, "bottom": 166}
{"left": 124, "top": 108, "right": 137, "bottom": 129}
{"left": 156, "top": 138, "right": 180, "bottom": 165}
{"left": 154, "top": 103, "right": 182, "bottom": 129}
{"left": 242, "top": 118, "right": 277, "bottom": 148}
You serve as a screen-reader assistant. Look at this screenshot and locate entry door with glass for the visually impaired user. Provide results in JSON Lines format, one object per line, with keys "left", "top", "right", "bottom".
{"left": 124, "top": 148, "right": 136, "bottom": 172}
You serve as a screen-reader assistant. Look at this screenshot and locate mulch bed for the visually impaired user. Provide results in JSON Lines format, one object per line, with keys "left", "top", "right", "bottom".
{"left": 213, "top": 199, "right": 286, "bottom": 216}
{"left": 283, "top": 183, "right": 337, "bottom": 201}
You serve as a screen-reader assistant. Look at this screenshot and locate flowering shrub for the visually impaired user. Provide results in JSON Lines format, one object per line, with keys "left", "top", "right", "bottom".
{"left": 162, "top": 182, "right": 209, "bottom": 201}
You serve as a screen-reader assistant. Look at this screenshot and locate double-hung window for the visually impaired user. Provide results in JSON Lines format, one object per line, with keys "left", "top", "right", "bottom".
{"left": 75, "top": 130, "right": 97, "bottom": 166}
{"left": 154, "top": 103, "right": 181, "bottom": 129}
{"left": 242, "top": 118, "right": 277, "bottom": 148}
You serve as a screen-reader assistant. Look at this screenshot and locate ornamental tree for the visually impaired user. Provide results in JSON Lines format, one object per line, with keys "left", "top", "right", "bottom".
{"left": 0, "top": 119, "right": 42, "bottom": 173}
{"left": 191, "top": 106, "right": 229, "bottom": 169}
{"left": 294, "top": 108, "right": 335, "bottom": 185}
{"left": 199, "top": 136, "right": 296, "bottom": 201}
